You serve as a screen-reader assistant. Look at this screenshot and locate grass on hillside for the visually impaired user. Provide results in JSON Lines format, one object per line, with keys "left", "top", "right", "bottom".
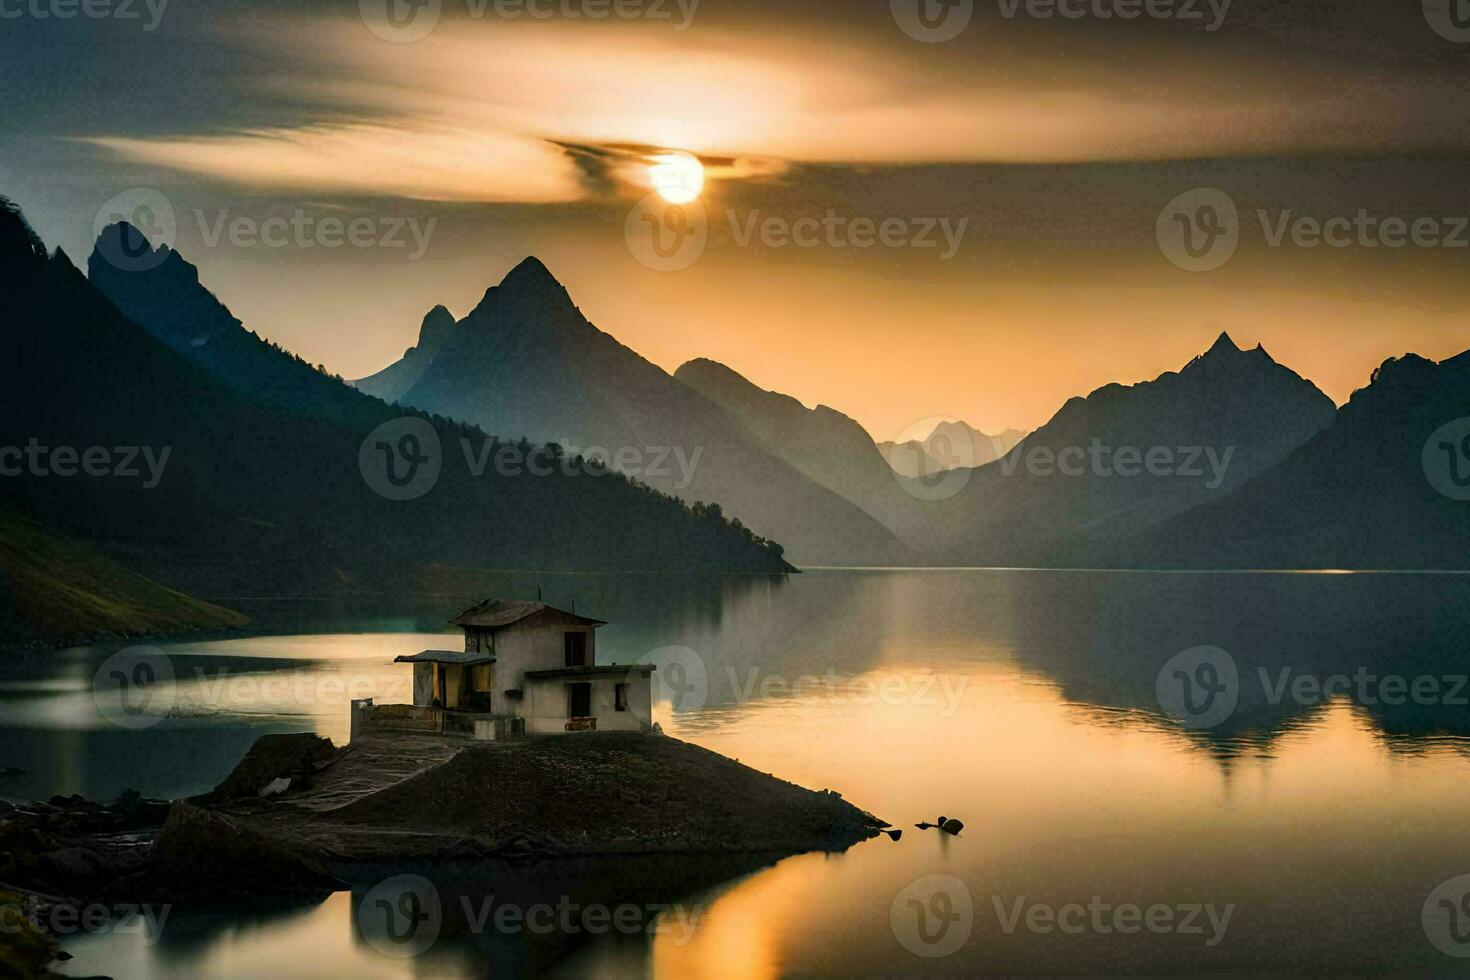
{"left": 0, "top": 512, "right": 247, "bottom": 648}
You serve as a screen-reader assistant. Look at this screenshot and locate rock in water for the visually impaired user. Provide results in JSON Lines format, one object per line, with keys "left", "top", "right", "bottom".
{"left": 939, "top": 818, "right": 964, "bottom": 835}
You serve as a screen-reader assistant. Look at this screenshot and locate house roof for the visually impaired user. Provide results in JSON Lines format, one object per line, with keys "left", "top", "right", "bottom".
{"left": 394, "top": 650, "right": 496, "bottom": 666}
{"left": 524, "top": 664, "right": 655, "bottom": 681}
{"left": 449, "top": 598, "right": 607, "bottom": 630}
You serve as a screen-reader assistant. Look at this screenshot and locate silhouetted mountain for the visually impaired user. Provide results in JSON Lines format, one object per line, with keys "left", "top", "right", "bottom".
{"left": 674, "top": 358, "right": 922, "bottom": 541}
{"left": 363, "top": 258, "right": 912, "bottom": 566}
{"left": 919, "top": 333, "right": 1338, "bottom": 564}
{"left": 877, "top": 420, "right": 1025, "bottom": 478}
{"left": 89, "top": 224, "right": 380, "bottom": 430}
{"left": 0, "top": 199, "right": 790, "bottom": 596}
{"left": 353, "top": 305, "right": 456, "bottom": 404}
{"left": 1128, "top": 348, "right": 1470, "bottom": 568}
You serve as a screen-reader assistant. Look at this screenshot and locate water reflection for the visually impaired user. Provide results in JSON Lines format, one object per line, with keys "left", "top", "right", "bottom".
{"left": 13, "top": 569, "right": 1470, "bottom": 975}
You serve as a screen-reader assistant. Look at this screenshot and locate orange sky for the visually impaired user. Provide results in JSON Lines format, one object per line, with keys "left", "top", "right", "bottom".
{"left": 13, "top": 2, "right": 1470, "bottom": 439}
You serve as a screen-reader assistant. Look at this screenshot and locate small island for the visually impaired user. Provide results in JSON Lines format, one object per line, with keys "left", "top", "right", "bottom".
{"left": 3, "top": 600, "right": 887, "bottom": 910}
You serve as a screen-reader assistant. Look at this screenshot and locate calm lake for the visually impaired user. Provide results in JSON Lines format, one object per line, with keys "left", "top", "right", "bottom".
{"left": 8, "top": 568, "right": 1470, "bottom": 977}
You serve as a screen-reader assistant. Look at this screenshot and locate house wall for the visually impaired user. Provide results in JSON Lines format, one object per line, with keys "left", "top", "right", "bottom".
{"left": 523, "top": 673, "right": 653, "bottom": 734}
{"left": 471, "top": 613, "right": 599, "bottom": 718}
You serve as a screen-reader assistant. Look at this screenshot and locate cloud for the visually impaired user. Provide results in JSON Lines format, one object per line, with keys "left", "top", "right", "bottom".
{"left": 88, "top": 122, "right": 584, "bottom": 203}
{"left": 78, "top": 11, "right": 1470, "bottom": 203}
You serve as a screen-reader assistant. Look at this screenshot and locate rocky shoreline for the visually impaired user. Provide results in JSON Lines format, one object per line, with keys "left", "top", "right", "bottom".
{"left": 2, "top": 731, "right": 887, "bottom": 908}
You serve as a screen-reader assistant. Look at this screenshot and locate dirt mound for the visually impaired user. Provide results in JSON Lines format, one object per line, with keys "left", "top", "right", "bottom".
{"left": 330, "top": 732, "right": 884, "bottom": 855}
{"left": 203, "top": 732, "right": 338, "bottom": 802}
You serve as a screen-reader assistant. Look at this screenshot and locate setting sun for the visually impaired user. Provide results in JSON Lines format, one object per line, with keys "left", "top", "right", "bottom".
{"left": 649, "top": 151, "right": 705, "bottom": 204}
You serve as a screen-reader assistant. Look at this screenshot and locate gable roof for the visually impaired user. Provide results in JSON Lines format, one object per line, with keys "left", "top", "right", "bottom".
{"left": 449, "top": 598, "right": 607, "bottom": 630}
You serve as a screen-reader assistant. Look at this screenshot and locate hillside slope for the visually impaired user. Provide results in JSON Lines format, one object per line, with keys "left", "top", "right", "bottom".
{"left": 369, "top": 258, "right": 912, "bottom": 566}
{"left": 0, "top": 512, "right": 247, "bottom": 648}
{"left": 0, "top": 201, "right": 791, "bottom": 597}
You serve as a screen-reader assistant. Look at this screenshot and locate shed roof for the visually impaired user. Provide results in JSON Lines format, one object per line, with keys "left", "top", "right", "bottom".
{"left": 449, "top": 598, "right": 607, "bottom": 630}
{"left": 393, "top": 650, "right": 496, "bottom": 666}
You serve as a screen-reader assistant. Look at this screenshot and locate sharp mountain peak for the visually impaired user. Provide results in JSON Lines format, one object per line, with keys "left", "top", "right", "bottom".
{"left": 1194, "top": 330, "right": 1275, "bottom": 368}
{"left": 470, "top": 255, "right": 575, "bottom": 319}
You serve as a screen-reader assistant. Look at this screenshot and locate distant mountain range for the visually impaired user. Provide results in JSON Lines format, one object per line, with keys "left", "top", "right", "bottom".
{"left": 0, "top": 199, "right": 791, "bottom": 603}
{"left": 673, "top": 357, "right": 922, "bottom": 542}
{"left": 1127, "top": 348, "right": 1470, "bottom": 568}
{"left": 347, "top": 253, "right": 1470, "bottom": 570}
{"left": 914, "top": 333, "right": 1340, "bottom": 564}
{"left": 877, "top": 421, "right": 1026, "bottom": 479}
{"left": 351, "top": 258, "right": 912, "bottom": 566}
{"left": 8, "top": 189, "right": 1466, "bottom": 578}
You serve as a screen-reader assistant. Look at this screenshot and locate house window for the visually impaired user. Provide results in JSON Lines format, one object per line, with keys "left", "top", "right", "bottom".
{"left": 568, "top": 682, "right": 592, "bottom": 718}
{"left": 615, "top": 683, "right": 628, "bottom": 711}
{"left": 564, "top": 631, "right": 588, "bottom": 667}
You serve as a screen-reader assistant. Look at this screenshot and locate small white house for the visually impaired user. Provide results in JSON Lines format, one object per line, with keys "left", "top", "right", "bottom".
{"left": 353, "top": 599, "right": 655, "bottom": 740}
